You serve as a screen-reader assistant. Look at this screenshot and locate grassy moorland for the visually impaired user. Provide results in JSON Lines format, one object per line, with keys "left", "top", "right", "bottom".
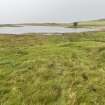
{"left": 68, "top": 19, "right": 105, "bottom": 29}
{"left": 0, "top": 24, "right": 21, "bottom": 27}
{"left": 0, "top": 32, "right": 105, "bottom": 105}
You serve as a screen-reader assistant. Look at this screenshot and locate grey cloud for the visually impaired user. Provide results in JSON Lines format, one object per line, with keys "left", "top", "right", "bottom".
{"left": 0, "top": 0, "right": 104, "bottom": 23}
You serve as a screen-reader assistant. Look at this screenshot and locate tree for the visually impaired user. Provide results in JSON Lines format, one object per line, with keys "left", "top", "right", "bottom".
{"left": 73, "top": 22, "right": 78, "bottom": 27}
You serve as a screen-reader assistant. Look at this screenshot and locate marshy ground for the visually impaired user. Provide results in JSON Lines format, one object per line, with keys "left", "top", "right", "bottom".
{"left": 0, "top": 32, "right": 105, "bottom": 105}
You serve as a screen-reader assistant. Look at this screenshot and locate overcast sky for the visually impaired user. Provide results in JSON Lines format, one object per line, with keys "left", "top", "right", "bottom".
{"left": 0, "top": 0, "right": 105, "bottom": 23}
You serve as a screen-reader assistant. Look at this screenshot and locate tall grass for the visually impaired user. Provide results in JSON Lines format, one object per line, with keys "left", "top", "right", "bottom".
{"left": 0, "top": 32, "right": 105, "bottom": 105}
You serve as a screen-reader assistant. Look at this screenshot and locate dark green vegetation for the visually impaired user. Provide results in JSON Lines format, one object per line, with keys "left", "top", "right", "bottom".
{"left": 0, "top": 32, "right": 105, "bottom": 105}
{"left": 73, "top": 22, "right": 78, "bottom": 27}
{"left": 0, "top": 24, "right": 21, "bottom": 27}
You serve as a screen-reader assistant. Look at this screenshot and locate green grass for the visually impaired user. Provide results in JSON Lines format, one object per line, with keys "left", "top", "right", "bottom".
{"left": 0, "top": 32, "right": 105, "bottom": 105}
{"left": 0, "top": 24, "right": 21, "bottom": 27}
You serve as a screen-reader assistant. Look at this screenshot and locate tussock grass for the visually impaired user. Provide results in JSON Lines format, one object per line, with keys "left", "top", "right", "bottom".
{"left": 0, "top": 32, "right": 105, "bottom": 105}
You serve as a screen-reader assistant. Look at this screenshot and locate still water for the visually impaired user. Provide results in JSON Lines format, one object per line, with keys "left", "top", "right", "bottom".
{"left": 0, "top": 26, "right": 95, "bottom": 34}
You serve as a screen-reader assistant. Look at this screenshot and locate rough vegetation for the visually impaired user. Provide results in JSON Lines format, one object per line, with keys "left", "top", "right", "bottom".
{"left": 0, "top": 32, "right": 105, "bottom": 105}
